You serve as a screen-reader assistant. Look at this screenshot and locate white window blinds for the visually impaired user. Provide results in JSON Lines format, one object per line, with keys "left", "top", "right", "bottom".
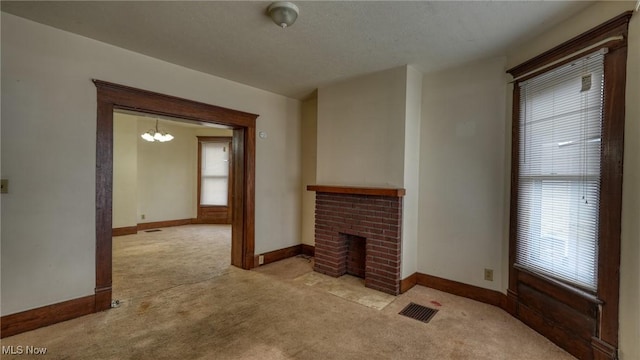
{"left": 516, "top": 50, "right": 605, "bottom": 292}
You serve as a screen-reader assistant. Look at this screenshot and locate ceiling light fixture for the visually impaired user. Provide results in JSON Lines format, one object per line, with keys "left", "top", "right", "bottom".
{"left": 141, "top": 119, "right": 174, "bottom": 142}
{"left": 267, "top": 2, "right": 299, "bottom": 28}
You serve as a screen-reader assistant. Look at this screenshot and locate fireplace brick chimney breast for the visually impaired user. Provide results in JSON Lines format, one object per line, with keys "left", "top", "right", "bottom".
{"left": 307, "top": 185, "right": 404, "bottom": 295}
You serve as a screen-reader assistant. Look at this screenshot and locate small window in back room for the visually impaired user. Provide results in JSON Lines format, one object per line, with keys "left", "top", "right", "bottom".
{"left": 200, "top": 141, "right": 230, "bottom": 206}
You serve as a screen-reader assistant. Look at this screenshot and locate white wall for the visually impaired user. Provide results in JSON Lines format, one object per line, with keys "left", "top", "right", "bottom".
{"left": 621, "top": 13, "right": 640, "bottom": 360}
{"left": 317, "top": 67, "right": 407, "bottom": 187}
{"left": 113, "top": 114, "right": 138, "bottom": 228}
{"left": 136, "top": 118, "right": 197, "bottom": 223}
{"left": 401, "top": 66, "right": 422, "bottom": 278}
{"left": 418, "top": 56, "right": 507, "bottom": 292}
{"left": 504, "top": 3, "right": 639, "bottom": 358}
{"left": 316, "top": 65, "right": 423, "bottom": 278}
{"left": 0, "top": 13, "right": 301, "bottom": 315}
{"left": 301, "top": 97, "right": 317, "bottom": 246}
{"left": 113, "top": 113, "right": 233, "bottom": 227}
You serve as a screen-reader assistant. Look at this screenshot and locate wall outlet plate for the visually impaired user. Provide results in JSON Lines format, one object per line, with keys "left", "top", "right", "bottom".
{"left": 258, "top": 255, "right": 264, "bottom": 265}
{"left": 484, "top": 268, "right": 494, "bottom": 281}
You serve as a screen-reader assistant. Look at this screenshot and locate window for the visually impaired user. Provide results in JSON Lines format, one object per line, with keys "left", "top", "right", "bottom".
{"left": 197, "top": 136, "right": 233, "bottom": 224}
{"left": 515, "top": 51, "right": 604, "bottom": 292}
{"left": 201, "top": 141, "right": 230, "bottom": 206}
{"left": 507, "top": 12, "right": 631, "bottom": 357}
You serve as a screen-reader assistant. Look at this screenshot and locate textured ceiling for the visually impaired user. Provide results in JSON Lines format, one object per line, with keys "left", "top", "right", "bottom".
{"left": 1, "top": 1, "right": 593, "bottom": 99}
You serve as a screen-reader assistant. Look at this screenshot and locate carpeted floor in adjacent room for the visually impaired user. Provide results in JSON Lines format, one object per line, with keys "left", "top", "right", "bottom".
{"left": 0, "top": 224, "right": 575, "bottom": 359}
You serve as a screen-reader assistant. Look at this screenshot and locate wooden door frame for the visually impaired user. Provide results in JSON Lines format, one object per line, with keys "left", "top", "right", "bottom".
{"left": 94, "top": 80, "right": 257, "bottom": 311}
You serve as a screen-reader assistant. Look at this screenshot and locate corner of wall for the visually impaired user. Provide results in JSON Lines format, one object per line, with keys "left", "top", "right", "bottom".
{"left": 401, "top": 65, "right": 423, "bottom": 279}
{"left": 301, "top": 95, "right": 318, "bottom": 246}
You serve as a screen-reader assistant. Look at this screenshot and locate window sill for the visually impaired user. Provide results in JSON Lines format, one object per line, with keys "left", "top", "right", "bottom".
{"left": 514, "top": 263, "right": 602, "bottom": 305}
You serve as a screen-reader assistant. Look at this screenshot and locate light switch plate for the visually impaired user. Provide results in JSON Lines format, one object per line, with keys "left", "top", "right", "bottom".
{"left": 1, "top": 179, "right": 8, "bottom": 194}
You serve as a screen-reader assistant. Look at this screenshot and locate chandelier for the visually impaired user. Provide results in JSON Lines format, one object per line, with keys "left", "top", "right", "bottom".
{"left": 141, "top": 119, "right": 174, "bottom": 142}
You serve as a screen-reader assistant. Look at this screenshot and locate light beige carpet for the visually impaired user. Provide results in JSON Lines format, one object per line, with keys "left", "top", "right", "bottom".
{"left": 0, "top": 225, "right": 575, "bottom": 359}
{"left": 113, "top": 224, "right": 232, "bottom": 301}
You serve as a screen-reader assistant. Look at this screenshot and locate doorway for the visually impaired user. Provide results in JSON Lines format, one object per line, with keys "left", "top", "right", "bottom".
{"left": 94, "top": 80, "right": 257, "bottom": 311}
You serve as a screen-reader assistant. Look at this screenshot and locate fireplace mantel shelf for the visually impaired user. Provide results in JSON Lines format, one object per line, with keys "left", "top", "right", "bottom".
{"left": 307, "top": 185, "right": 405, "bottom": 197}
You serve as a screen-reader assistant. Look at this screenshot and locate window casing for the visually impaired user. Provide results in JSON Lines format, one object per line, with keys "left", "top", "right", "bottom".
{"left": 507, "top": 11, "right": 631, "bottom": 358}
{"left": 515, "top": 51, "right": 604, "bottom": 292}
{"left": 196, "top": 136, "right": 233, "bottom": 224}
{"left": 201, "top": 141, "right": 230, "bottom": 206}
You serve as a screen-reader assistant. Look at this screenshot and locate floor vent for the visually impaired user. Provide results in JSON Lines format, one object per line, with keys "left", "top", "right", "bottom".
{"left": 145, "top": 229, "right": 162, "bottom": 233}
{"left": 399, "top": 302, "right": 438, "bottom": 323}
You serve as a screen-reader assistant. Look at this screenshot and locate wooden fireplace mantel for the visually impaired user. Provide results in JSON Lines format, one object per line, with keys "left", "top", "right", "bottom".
{"left": 307, "top": 185, "right": 405, "bottom": 197}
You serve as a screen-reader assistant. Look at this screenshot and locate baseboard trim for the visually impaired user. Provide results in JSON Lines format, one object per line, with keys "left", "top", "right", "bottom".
{"left": 416, "top": 273, "right": 507, "bottom": 309}
{"left": 1, "top": 295, "right": 96, "bottom": 339}
{"left": 137, "top": 218, "right": 194, "bottom": 231}
{"left": 254, "top": 244, "right": 316, "bottom": 268}
{"left": 112, "top": 226, "right": 138, "bottom": 236}
{"left": 400, "top": 273, "right": 418, "bottom": 293}
{"left": 591, "top": 337, "right": 617, "bottom": 360}
{"left": 301, "top": 244, "right": 315, "bottom": 257}
{"left": 260, "top": 244, "right": 303, "bottom": 266}
{"left": 113, "top": 219, "right": 199, "bottom": 236}
{"left": 94, "top": 286, "right": 112, "bottom": 312}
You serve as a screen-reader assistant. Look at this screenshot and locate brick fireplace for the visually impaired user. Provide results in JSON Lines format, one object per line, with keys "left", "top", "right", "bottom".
{"left": 307, "top": 185, "right": 405, "bottom": 295}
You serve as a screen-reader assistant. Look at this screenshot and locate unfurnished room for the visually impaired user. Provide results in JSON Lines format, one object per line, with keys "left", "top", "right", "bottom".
{"left": 1, "top": 1, "right": 639, "bottom": 359}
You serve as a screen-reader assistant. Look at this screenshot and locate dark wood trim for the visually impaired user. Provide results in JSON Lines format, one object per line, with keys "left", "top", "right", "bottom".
{"left": 508, "top": 84, "right": 520, "bottom": 298}
{"left": 597, "top": 39, "right": 627, "bottom": 348}
{"left": 94, "top": 80, "right": 258, "bottom": 126}
{"left": 232, "top": 129, "right": 245, "bottom": 267}
{"left": 301, "top": 244, "right": 315, "bottom": 257}
{"left": 306, "top": 185, "right": 405, "bottom": 197}
{"left": 191, "top": 216, "right": 228, "bottom": 225}
{"left": 259, "top": 245, "right": 304, "bottom": 266}
{"left": 514, "top": 264, "right": 601, "bottom": 306}
{"left": 1, "top": 295, "right": 96, "bottom": 338}
{"left": 137, "top": 218, "right": 194, "bottom": 231}
{"left": 95, "top": 97, "right": 113, "bottom": 312}
{"left": 506, "top": 12, "right": 631, "bottom": 358}
{"left": 518, "top": 302, "right": 592, "bottom": 359}
{"left": 112, "top": 226, "right": 138, "bottom": 236}
{"left": 253, "top": 244, "right": 315, "bottom": 267}
{"left": 592, "top": 337, "right": 618, "bottom": 360}
{"left": 398, "top": 272, "right": 616, "bottom": 357}
{"left": 243, "top": 126, "right": 256, "bottom": 269}
{"left": 113, "top": 219, "right": 209, "bottom": 235}
{"left": 416, "top": 273, "right": 507, "bottom": 309}
{"left": 507, "top": 11, "right": 633, "bottom": 78}
{"left": 94, "top": 80, "right": 258, "bottom": 317}
{"left": 197, "top": 136, "right": 234, "bottom": 141}
{"left": 400, "top": 273, "right": 418, "bottom": 294}
{"left": 94, "top": 287, "right": 112, "bottom": 315}
{"left": 506, "top": 289, "right": 518, "bottom": 315}
{"left": 515, "top": 271, "right": 600, "bottom": 325}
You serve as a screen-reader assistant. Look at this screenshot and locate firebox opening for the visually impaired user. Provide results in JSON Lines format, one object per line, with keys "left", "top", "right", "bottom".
{"left": 345, "top": 234, "right": 366, "bottom": 279}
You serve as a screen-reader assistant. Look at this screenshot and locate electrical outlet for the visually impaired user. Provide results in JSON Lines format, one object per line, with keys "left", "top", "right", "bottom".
{"left": 141, "top": 214, "right": 146, "bottom": 220}
{"left": 484, "top": 268, "right": 494, "bottom": 281}
{"left": 258, "top": 255, "right": 264, "bottom": 265}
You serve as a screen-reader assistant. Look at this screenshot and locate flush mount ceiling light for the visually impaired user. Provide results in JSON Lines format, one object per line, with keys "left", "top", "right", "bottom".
{"left": 141, "top": 119, "right": 174, "bottom": 142}
{"left": 267, "top": 2, "right": 299, "bottom": 28}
